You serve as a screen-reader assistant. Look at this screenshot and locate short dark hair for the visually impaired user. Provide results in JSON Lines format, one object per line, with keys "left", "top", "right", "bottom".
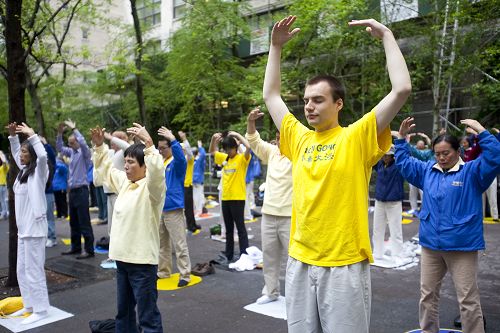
{"left": 158, "top": 137, "right": 172, "bottom": 147}
{"left": 306, "top": 75, "right": 345, "bottom": 102}
{"left": 432, "top": 134, "right": 460, "bottom": 151}
{"left": 17, "top": 142, "right": 37, "bottom": 183}
{"left": 124, "top": 143, "right": 146, "bottom": 167}
{"left": 221, "top": 131, "right": 238, "bottom": 151}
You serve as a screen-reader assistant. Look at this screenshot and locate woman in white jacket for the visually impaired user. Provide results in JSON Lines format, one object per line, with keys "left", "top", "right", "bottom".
{"left": 7, "top": 122, "right": 51, "bottom": 325}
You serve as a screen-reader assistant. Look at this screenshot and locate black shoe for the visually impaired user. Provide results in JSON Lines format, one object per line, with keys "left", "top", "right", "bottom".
{"left": 453, "top": 314, "right": 461, "bottom": 328}
{"left": 177, "top": 279, "right": 189, "bottom": 287}
{"left": 61, "top": 249, "right": 81, "bottom": 255}
{"left": 76, "top": 252, "right": 95, "bottom": 260}
{"left": 195, "top": 224, "right": 201, "bottom": 230}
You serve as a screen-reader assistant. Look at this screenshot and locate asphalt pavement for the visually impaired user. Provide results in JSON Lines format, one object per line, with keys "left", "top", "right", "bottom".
{"left": 0, "top": 205, "right": 499, "bottom": 333}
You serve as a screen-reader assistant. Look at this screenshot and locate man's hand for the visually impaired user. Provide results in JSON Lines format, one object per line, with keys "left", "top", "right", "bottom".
{"left": 212, "top": 133, "right": 222, "bottom": 143}
{"left": 64, "top": 119, "right": 76, "bottom": 130}
{"left": 398, "top": 117, "right": 416, "bottom": 139}
{"left": 158, "top": 126, "right": 176, "bottom": 142}
{"left": 127, "top": 123, "right": 153, "bottom": 148}
{"left": 348, "top": 19, "right": 391, "bottom": 39}
{"left": 460, "top": 119, "right": 486, "bottom": 135}
{"left": 197, "top": 140, "right": 202, "bottom": 148}
{"left": 90, "top": 126, "right": 106, "bottom": 147}
{"left": 247, "top": 107, "right": 264, "bottom": 122}
{"left": 6, "top": 122, "right": 17, "bottom": 137}
{"left": 178, "top": 131, "right": 187, "bottom": 142}
{"left": 104, "top": 132, "right": 113, "bottom": 141}
{"left": 57, "top": 122, "right": 66, "bottom": 134}
{"left": 271, "top": 15, "right": 300, "bottom": 48}
{"left": 16, "top": 122, "right": 35, "bottom": 137}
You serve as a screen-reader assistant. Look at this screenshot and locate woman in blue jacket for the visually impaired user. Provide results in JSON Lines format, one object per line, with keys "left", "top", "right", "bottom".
{"left": 394, "top": 117, "right": 500, "bottom": 333}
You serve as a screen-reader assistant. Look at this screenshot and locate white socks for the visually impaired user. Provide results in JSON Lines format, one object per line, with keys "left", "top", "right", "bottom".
{"left": 9, "top": 307, "right": 32, "bottom": 317}
{"left": 21, "top": 310, "right": 49, "bottom": 325}
{"left": 256, "top": 294, "right": 278, "bottom": 305}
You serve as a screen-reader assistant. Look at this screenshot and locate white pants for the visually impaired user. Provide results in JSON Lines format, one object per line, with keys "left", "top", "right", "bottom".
{"left": 483, "top": 177, "right": 498, "bottom": 219}
{"left": 17, "top": 237, "right": 50, "bottom": 313}
{"left": 372, "top": 200, "right": 404, "bottom": 259}
{"left": 409, "top": 184, "right": 423, "bottom": 211}
{"left": 261, "top": 214, "right": 290, "bottom": 297}
{"left": 106, "top": 193, "right": 118, "bottom": 236}
{"left": 193, "top": 183, "right": 205, "bottom": 216}
{"left": 244, "top": 181, "right": 255, "bottom": 220}
{"left": 286, "top": 258, "right": 371, "bottom": 333}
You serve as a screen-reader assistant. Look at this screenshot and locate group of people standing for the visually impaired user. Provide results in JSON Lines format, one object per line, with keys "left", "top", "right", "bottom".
{"left": 1, "top": 14, "right": 499, "bottom": 333}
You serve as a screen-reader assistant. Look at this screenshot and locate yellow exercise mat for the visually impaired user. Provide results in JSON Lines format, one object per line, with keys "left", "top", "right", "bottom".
{"left": 61, "top": 237, "right": 84, "bottom": 246}
{"left": 245, "top": 218, "right": 258, "bottom": 224}
{"left": 402, "top": 212, "right": 414, "bottom": 217}
{"left": 157, "top": 274, "right": 202, "bottom": 291}
{"left": 402, "top": 218, "right": 413, "bottom": 225}
{"left": 484, "top": 217, "right": 499, "bottom": 224}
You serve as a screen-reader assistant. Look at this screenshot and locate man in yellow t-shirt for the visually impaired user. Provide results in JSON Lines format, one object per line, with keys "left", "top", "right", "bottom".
{"left": 263, "top": 16, "right": 411, "bottom": 332}
{"left": 0, "top": 151, "right": 9, "bottom": 219}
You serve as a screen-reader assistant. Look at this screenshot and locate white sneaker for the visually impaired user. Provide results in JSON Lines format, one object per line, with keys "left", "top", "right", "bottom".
{"left": 256, "top": 294, "right": 278, "bottom": 305}
{"left": 45, "top": 239, "right": 57, "bottom": 248}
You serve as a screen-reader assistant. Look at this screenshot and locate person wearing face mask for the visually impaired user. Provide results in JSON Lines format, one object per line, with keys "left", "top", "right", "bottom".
{"left": 394, "top": 117, "right": 500, "bottom": 333}
{"left": 209, "top": 130, "right": 251, "bottom": 263}
{"left": 7, "top": 122, "right": 51, "bottom": 325}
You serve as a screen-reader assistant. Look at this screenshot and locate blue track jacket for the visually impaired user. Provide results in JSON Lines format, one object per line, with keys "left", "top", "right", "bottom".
{"left": 394, "top": 131, "right": 500, "bottom": 251}
{"left": 163, "top": 140, "right": 187, "bottom": 212}
{"left": 374, "top": 159, "right": 404, "bottom": 202}
{"left": 193, "top": 147, "right": 206, "bottom": 185}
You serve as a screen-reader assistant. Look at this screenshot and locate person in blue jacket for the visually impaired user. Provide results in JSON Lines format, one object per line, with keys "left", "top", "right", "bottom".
{"left": 192, "top": 140, "right": 207, "bottom": 216}
{"left": 52, "top": 156, "right": 68, "bottom": 219}
{"left": 371, "top": 145, "right": 409, "bottom": 265}
{"left": 394, "top": 117, "right": 500, "bottom": 333}
{"left": 156, "top": 126, "right": 192, "bottom": 288}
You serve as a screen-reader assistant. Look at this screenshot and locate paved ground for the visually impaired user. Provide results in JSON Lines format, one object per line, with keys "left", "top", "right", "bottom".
{"left": 0, "top": 205, "right": 499, "bottom": 333}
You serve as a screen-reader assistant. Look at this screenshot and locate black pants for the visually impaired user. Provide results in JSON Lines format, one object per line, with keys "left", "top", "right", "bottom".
{"left": 221, "top": 200, "right": 248, "bottom": 260}
{"left": 53, "top": 190, "right": 68, "bottom": 218}
{"left": 89, "top": 182, "right": 97, "bottom": 207}
{"left": 69, "top": 186, "right": 94, "bottom": 254}
{"left": 184, "top": 185, "right": 198, "bottom": 231}
{"left": 116, "top": 261, "right": 162, "bottom": 333}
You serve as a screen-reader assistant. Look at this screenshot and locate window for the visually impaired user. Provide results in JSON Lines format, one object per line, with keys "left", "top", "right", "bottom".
{"left": 173, "top": 0, "right": 186, "bottom": 19}
{"left": 137, "top": 0, "right": 161, "bottom": 27}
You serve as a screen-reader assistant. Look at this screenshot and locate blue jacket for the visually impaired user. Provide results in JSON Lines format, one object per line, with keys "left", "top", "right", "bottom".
{"left": 245, "top": 151, "right": 261, "bottom": 184}
{"left": 43, "top": 143, "right": 56, "bottom": 193}
{"left": 409, "top": 145, "right": 435, "bottom": 162}
{"left": 373, "top": 159, "right": 404, "bottom": 201}
{"left": 163, "top": 140, "right": 187, "bottom": 212}
{"left": 193, "top": 147, "right": 206, "bottom": 184}
{"left": 52, "top": 159, "right": 68, "bottom": 191}
{"left": 394, "top": 131, "right": 500, "bottom": 251}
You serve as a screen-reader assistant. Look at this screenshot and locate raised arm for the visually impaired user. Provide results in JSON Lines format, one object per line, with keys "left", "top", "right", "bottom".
{"left": 417, "top": 132, "right": 432, "bottom": 147}
{"left": 178, "top": 131, "right": 194, "bottom": 161}
{"left": 56, "top": 122, "right": 72, "bottom": 157}
{"left": 209, "top": 133, "right": 222, "bottom": 154}
{"left": 348, "top": 19, "right": 411, "bottom": 134}
{"left": 229, "top": 131, "right": 251, "bottom": 160}
{"left": 246, "top": 108, "right": 273, "bottom": 163}
{"left": 263, "top": 16, "right": 300, "bottom": 131}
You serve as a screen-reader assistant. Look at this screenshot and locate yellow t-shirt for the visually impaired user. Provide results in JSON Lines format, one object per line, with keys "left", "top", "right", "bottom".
{"left": 280, "top": 109, "right": 391, "bottom": 267}
{"left": 214, "top": 151, "right": 250, "bottom": 201}
{"left": 0, "top": 164, "right": 8, "bottom": 186}
{"left": 184, "top": 158, "right": 194, "bottom": 187}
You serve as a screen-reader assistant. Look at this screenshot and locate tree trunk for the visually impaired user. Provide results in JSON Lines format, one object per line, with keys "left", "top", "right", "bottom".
{"left": 129, "top": 0, "right": 147, "bottom": 127}
{"left": 27, "top": 71, "right": 46, "bottom": 137}
{"left": 5, "top": 0, "right": 26, "bottom": 287}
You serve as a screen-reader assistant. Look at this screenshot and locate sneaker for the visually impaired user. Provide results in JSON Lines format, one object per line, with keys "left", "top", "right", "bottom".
{"left": 250, "top": 209, "right": 262, "bottom": 218}
{"left": 404, "top": 209, "right": 416, "bottom": 216}
{"left": 256, "top": 294, "right": 278, "bottom": 305}
{"left": 45, "top": 239, "right": 57, "bottom": 248}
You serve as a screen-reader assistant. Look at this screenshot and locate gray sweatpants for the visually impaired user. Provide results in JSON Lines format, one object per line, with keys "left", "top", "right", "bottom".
{"left": 285, "top": 257, "right": 371, "bottom": 333}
